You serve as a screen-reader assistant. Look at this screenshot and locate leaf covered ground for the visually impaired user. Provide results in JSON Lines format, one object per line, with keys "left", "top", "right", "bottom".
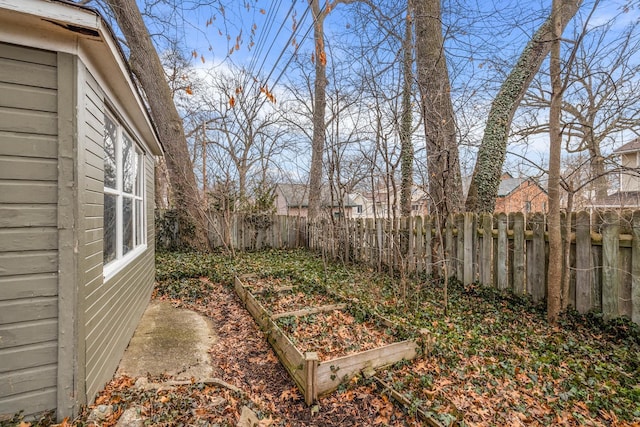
{"left": 10, "top": 248, "right": 638, "bottom": 427}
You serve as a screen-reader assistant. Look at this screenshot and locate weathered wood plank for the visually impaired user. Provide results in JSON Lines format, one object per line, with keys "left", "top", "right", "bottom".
{"left": 271, "top": 304, "right": 347, "bottom": 320}
{"left": 0, "top": 57, "right": 57, "bottom": 89}
{"left": 0, "top": 273, "right": 57, "bottom": 300}
{"left": 0, "top": 81, "right": 57, "bottom": 112}
{"left": 496, "top": 213, "right": 508, "bottom": 290}
{"left": 463, "top": 213, "right": 474, "bottom": 285}
{"left": 0, "top": 364, "right": 57, "bottom": 397}
{"left": 414, "top": 216, "right": 424, "bottom": 274}
{"left": 601, "top": 211, "right": 620, "bottom": 320}
{"left": 0, "top": 43, "right": 57, "bottom": 66}
{"left": 0, "top": 205, "right": 56, "bottom": 227}
{"left": 0, "top": 107, "right": 57, "bottom": 135}
{"left": 630, "top": 212, "right": 640, "bottom": 324}
{"left": 0, "top": 297, "right": 57, "bottom": 324}
{"left": 527, "top": 213, "right": 546, "bottom": 302}
{"left": 445, "top": 215, "right": 454, "bottom": 279}
{"left": 304, "top": 352, "right": 319, "bottom": 405}
{"left": 315, "top": 340, "right": 418, "bottom": 395}
{"left": 424, "top": 216, "right": 432, "bottom": 276}
{"left": 455, "top": 214, "right": 464, "bottom": 280}
{"left": 266, "top": 321, "right": 307, "bottom": 391}
{"left": 0, "top": 387, "right": 56, "bottom": 419}
{"left": 0, "top": 318, "right": 57, "bottom": 348}
{"left": 0, "top": 181, "right": 57, "bottom": 204}
{"left": 511, "top": 212, "right": 525, "bottom": 294}
{"left": 0, "top": 341, "right": 57, "bottom": 373}
{"left": 0, "top": 251, "right": 57, "bottom": 277}
{"left": 0, "top": 227, "right": 57, "bottom": 251}
{"left": 0, "top": 131, "right": 57, "bottom": 158}
{"left": 480, "top": 213, "right": 492, "bottom": 285}
{"left": 575, "top": 211, "right": 592, "bottom": 313}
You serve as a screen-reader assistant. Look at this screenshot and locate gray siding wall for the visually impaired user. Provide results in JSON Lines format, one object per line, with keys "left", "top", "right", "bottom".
{"left": 81, "top": 68, "right": 155, "bottom": 403}
{"left": 0, "top": 43, "right": 59, "bottom": 418}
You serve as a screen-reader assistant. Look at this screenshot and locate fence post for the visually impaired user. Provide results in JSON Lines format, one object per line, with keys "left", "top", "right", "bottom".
{"left": 480, "top": 213, "right": 493, "bottom": 286}
{"left": 511, "top": 212, "right": 525, "bottom": 295}
{"left": 304, "top": 352, "right": 319, "bottom": 405}
{"left": 424, "top": 215, "right": 433, "bottom": 277}
{"left": 496, "top": 213, "right": 508, "bottom": 290}
{"left": 464, "top": 213, "right": 474, "bottom": 285}
{"left": 632, "top": 211, "right": 640, "bottom": 325}
{"left": 602, "top": 211, "right": 620, "bottom": 321}
{"left": 455, "top": 214, "right": 464, "bottom": 280}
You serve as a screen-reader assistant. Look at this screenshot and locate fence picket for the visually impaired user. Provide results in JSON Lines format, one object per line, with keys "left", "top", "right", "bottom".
{"left": 511, "top": 212, "right": 525, "bottom": 295}
{"left": 633, "top": 212, "right": 640, "bottom": 324}
{"left": 602, "top": 211, "right": 620, "bottom": 320}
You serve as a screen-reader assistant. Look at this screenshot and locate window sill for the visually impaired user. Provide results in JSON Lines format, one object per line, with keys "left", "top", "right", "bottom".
{"left": 103, "top": 244, "right": 147, "bottom": 282}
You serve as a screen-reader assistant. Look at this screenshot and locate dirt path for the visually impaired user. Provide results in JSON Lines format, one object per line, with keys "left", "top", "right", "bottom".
{"left": 83, "top": 278, "right": 419, "bottom": 426}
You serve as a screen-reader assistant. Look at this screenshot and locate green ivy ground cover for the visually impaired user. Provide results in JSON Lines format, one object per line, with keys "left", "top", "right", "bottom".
{"left": 155, "top": 248, "right": 640, "bottom": 426}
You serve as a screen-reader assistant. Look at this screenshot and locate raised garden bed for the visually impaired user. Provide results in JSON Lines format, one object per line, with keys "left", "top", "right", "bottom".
{"left": 234, "top": 275, "right": 420, "bottom": 405}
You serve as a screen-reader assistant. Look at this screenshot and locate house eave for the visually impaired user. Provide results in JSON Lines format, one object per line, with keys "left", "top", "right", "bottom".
{"left": 0, "top": 0, "right": 163, "bottom": 156}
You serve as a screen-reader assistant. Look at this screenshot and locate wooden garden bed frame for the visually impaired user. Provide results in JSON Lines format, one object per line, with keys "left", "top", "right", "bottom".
{"left": 234, "top": 276, "right": 420, "bottom": 405}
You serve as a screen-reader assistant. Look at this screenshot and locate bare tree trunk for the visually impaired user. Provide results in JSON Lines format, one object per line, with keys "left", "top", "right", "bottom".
{"left": 465, "top": 0, "right": 582, "bottom": 213}
{"left": 307, "top": 0, "right": 360, "bottom": 220}
{"left": 414, "top": 0, "right": 463, "bottom": 225}
{"left": 547, "top": 0, "right": 563, "bottom": 324}
{"left": 400, "top": 2, "right": 414, "bottom": 218}
{"left": 308, "top": 0, "right": 329, "bottom": 220}
{"left": 106, "top": 0, "right": 209, "bottom": 250}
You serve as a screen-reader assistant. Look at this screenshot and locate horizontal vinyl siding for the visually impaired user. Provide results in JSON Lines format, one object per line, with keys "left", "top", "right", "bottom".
{"left": 0, "top": 43, "right": 58, "bottom": 418}
{"left": 81, "top": 71, "right": 155, "bottom": 403}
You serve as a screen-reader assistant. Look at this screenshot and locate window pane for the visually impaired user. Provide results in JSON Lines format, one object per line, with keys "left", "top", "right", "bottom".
{"left": 104, "top": 193, "right": 117, "bottom": 264}
{"left": 104, "top": 115, "right": 117, "bottom": 189}
{"left": 123, "top": 197, "right": 134, "bottom": 255}
{"left": 135, "top": 150, "right": 144, "bottom": 196}
{"left": 123, "top": 134, "right": 136, "bottom": 194}
{"left": 135, "top": 199, "right": 144, "bottom": 246}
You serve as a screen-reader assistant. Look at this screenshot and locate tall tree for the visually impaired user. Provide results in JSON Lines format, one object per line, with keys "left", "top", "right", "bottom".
{"left": 519, "top": 17, "right": 640, "bottom": 205}
{"left": 547, "top": 0, "right": 563, "bottom": 323}
{"left": 308, "top": 0, "right": 359, "bottom": 220}
{"left": 465, "top": 0, "right": 582, "bottom": 213}
{"left": 104, "top": 0, "right": 208, "bottom": 249}
{"left": 414, "top": 0, "right": 463, "bottom": 223}
{"left": 400, "top": 2, "right": 414, "bottom": 217}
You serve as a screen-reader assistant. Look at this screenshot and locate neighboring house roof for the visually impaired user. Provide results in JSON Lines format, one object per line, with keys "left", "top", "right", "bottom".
{"left": 613, "top": 138, "right": 640, "bottom": 154}
{"left": 497, "top": 177, "right": 546, "bottom": 197}
{"left": 277, "top": 183, "right": 309, "bottom": 207}
{"left": 276, "top": 183, "right": 357, "bottom": 208}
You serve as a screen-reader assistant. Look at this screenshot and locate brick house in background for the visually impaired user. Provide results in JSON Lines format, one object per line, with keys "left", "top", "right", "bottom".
{"left": 494, "top": 173, "right": 548, "bottom": 213}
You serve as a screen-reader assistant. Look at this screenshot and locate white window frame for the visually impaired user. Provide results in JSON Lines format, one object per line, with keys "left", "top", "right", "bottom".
{"left": 103, "top": 111, "right": 147, "bottom": 279}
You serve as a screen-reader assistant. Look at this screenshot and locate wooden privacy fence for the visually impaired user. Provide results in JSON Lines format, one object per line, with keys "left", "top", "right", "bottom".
{"left": 207, "top": 213, "right": 308, "bottom": 250}
{"left": 161, "top": 209, "right": 639, "bottom": 325}
{"left": 306, "top": 211, "right": 640, "bottom": 325}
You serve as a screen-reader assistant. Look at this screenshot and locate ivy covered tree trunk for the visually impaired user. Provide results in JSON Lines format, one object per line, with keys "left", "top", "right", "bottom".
{"left": 106, "top": 0, "right": 209, "bottom": 250}
{"left": 400, "top": 2, "right": 414, "bottom": 218}
{"left": 414, "top": 0, "right": 463, "bottom": 222}
{"left": 465, "top": 0, "right": 582, "bottom": 213}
